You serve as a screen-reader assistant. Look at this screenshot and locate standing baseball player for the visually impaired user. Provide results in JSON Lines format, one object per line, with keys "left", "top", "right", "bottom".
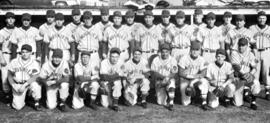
{"left": 39, "top": 49, "right": 71, "bottom": 112}
{"left": 135, "top": 10, "right": 163, "bottom": 61}
{"left": 231, "top": 38, "right": 261, "bottom": 110}
{"left": 206, "top": 49, "right": 235, "bottom": 108}
{"left": 0, "top": 12, "right": 16, "bottom": 103}
{"left": 39, "top": 10, "right": 55, "bottom": 64}
{"left": 178, "top": 41, "right": 210, "bottom": 110}
{"left": 249, "top": 11, "right": 270, "bottom": 100}
{"left": 219, "top": 11, "right": 235, "bottom": 41}
{"left": 103, "top": 11, "right": 132, "bottom": 62}
{"left": 9, "top": 13, "right": 42, "bottom": 60}
{"left": 157, "top": 10, "right": 175, "bottom": 44}
{"left": 151, "top": 43, "right": 178, "bottom": 111}
{"left": 169, "top": 10, "right": 193, "bottom": 62}
{"left": 7, "top": 44, "right": 41, "bottom": 110}
{"left": 95, "top": 7, "right": 112, "bottom": 34}
{"left": 199, "top": 12, "right": 224, "bottom": 63}
{"left": 99, "top": 48, "right": 125, "bottom": 112}
{"left": 73, "top": 11, "right": 103, "bottom": 64}
{"left": 72, "top": 51, "right": 100, "bottom": 110}
{"left": 66, "top": 9, "right": 83, "bottom": 33}
{"left": 123, "top": 47, "right": 150, "bottom": 108}
{"left": 43, "top": 13, "right": 75, "bottom": 62}
{"left": 190, "top": 9, "right": 206, "bottom": 41}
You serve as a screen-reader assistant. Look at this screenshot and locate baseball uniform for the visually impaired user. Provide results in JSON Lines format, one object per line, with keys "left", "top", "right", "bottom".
{"left": 219, "top": 23, "right": 235, "bottom": 40}
{"left": 123, "top": 58, "right": 150, "bottom": 106}
{"left": 8, "top": 56, "right": 41, "bottom": 110}
{"left": 66, "top": 22, "right": 84, "bottom": 34}
{"left": 156, "top": 23, "right": 175, "bottom": 44}
{"left": 190, "top": 23, "right": 206, "bottom": 41}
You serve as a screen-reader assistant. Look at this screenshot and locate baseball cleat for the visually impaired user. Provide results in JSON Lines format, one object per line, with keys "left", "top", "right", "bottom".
{"left": 33, "top": 102, "right": 42, "bottom": 111}
{"left": 59, "top": 103, "right": 67, "bottom": 112}
{"left": 250, "top": 103, "right": 257, "bottom": 110}
{"left": 89, "top": 103, "right": 99, "bottom": 111}
{"left": 112, "top": 105, "right": 120, "bottom": 112}
{"left": 168, "top": 104, "right": 174, "bottom": 111}
{"left": 141, "top": 102, "right": 147, "bottom": 109}
{"left": 265, "top": 93, "right": 270, "bottom": 101}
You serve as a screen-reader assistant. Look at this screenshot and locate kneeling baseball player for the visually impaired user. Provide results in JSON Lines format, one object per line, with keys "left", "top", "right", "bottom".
{"left": 72, "top": 51, "right": 100, "bottom": 110}
{"left": 7, "top": 44, "right": 41, "bottom": 111}
{"left": 39, "top": 49, "right": 71, "bottom": 112}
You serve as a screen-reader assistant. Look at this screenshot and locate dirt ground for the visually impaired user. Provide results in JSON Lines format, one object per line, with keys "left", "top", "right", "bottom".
{"left": 0, "top": 88, "right": 270, "bottom": 123}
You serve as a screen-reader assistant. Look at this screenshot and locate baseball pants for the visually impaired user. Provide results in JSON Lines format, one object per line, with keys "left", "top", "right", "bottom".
{"left": 11, "top": 82, "right": 41, "bottom": 110}
{"left": 180, "top": 78, "right": 209, "bottom": 106}
{"left": 155, "top": 78, "right": 175, "bottom": 106}
{"left": 100, "top": 80, "right": 122, "bottom": 108}
{"left": 46, "top": 82, "right": 69, "bottom": 109}
{"left": 257, "top": 49, "right": 270, "bottom": 88}
{"left": 72, "top": 81, "right": 100, "bottom": 109}
{"left": 1, "top": 53, "right": 11, "bottom": 93}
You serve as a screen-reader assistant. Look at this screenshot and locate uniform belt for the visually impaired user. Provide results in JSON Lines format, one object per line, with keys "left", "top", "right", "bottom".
{"left": 142, "top": 50, "right": 157, "bottom": 53}
{"left": 14, "top": 80, "right": 26, "bottom": 84}
{"left": 203, "top": 49, "right": 216, "bottom": 53}
{"left": 172, "top": 46, "right": 189, "bottom": 49}
{"left": 79, "top": 50, "right": 97, "bottom": 53}
{"left": 2, "top": 52, "right": 11, "bottom": 54}
{"left": 258, "top": 47, "right": 270, "bottom": 52}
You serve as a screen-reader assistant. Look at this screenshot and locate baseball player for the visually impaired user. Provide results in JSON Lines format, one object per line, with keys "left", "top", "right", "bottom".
{"left": 72, "top": 51, "right": 100, "bottom": 110}
{"left": 9, "top": 13, "right": 43, "bottom": 60}
{"left": 190, "top": 9, "right": 206, "bottom": 41}
{"left": 151, "top": 43, "right": 178, "bottom": 111}
{"left": 249, "top": 11, "right": 270, "bottom": 100}
{"left": 73, "top": 11, "right": 103, "bottom": 64}
{"left": 95, "top": 7, "right": 112, "bottom": 34}
{"left": 156, "top": 10, "right": 175, "bottom": 44}
{"left": 178, "top": 41, "right": 210, "bottom": 110}
{"left": 43, "top": 13, "right": 75, "bottom": 62}
{"left": 39, "top": 10, "right": 55, "bottom": 64}
{"left": 99, "top": 47, "right": 125, "bottom": 112}
{"left": 206, "top": 49, "right": 235, "bottom": 108}
{"left": 39, "top": 49, "right": 71, "bottom": 112}
{"left": 169, "top": 10, "right": 193, "bottom": 62}
{"left": 135, "top": 10, "right": 163, "bottom": 61}
{"left": 219, "top": 11, "right": 235, "bottom": 41}
{"left": 226, "top": 14, "right": 256, "bottom": 61}
{"left": 231, "top": 38, "right": 261, "bottom": 110}
{"left": 123, "top": 47, "right": 150, "bottom": 108}
{"left": 198, "top": 12, "right": 224, "bottom": 63}
{"left": 0, "top": 12, "right": 16, "bottom": 103}
{"left": 66, "top": 9, "right": 83, "bottom": 33}
{"left": 7, "top": 44, "right": 41, "bottom": 110}
{"left": 103, "top": 11, "right": 132, "bottom": 62}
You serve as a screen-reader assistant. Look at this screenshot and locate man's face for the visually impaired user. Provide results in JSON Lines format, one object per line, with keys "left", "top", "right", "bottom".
{"left": 81, "top": 54, "right": 90, "bottom": 66}
{"left": 236, "top": 20, "right": 245, "bottom": 28}
{"left": 239, "top": 44, "right": 248, "bottom": 53}
{"left": 161, "top": 49, "right": 170, "bottom": 59}
{"left": 6, "top": 17, "right": 15, "bottom": 26}
{"left": 110, "top": 53, "right": 120, "bottom": 65}
{"left": 84, "top": 18, "right": 93, "bottom": 26}
{"left": 258, "top": 16, "right": 267, "bottom": 25}
{"left": 175, "top": 17, "right": 185, "bottom": 25}
{"left": 52, "top": 57, "right": 62, "bottom": 65}
{"left": 113, "top": 16, "right": 122, "bottom": 26}
{"left": 223, "top": 17, "right": 232, "bottom": 24}
{"left": 72, "top": 15, "right": 81, "bottom": 23}
{"left": 101, "top": 15, "right": 109, "bottom": 22}
{"left": 133, "top": 51, "right": 142, "bottom": 62}
{"left": 22, "top": 19, "right": 31, "bottom": 27}
{"left": 47, "top": 17, "right": 55, "bottom": 24}
{"left": 144, "top": 15, "right": 154, "bottom": 25}
{"left": 125, "top": 17, "right": 134, "bottom": 25}
{"left": 206, "top": 18, "right": 215, "bottom": 27}
{"left": 55, "top": 20, "right": 64, "bottom": 27}
{"left": 216, "top": 54, "right": 226, "bottom": 64}
{"left": 194, "top": 14, "right": 203, "bottom": 23}
{"left": 190, "top": 49, "right": 200, "bottom": 58}
{"left": 21, "top": 50, "right": 31, "bottom": 60}
{"left": 162, "top": 16, "right": 170, "bottom": 24}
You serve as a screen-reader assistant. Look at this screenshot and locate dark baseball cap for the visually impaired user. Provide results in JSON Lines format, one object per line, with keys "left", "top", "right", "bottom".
{"left": 110, "top": 47, "right": 121, "bottom": 55}
{"left": 55, "top": 13, "right": 64, "bottom": 20}
{"left": 81, "top": 51, "right": 91, "bottom": 56}
{"left": 5, "top": 12, "right": 15, "bottom": 18}
{"left": 235, "top": 14, "right": 245, "bottom": 21}
{"left": 216, "top": 49, "right": 226, "bottom": 56}
{"left": 223, "top": 11, "right": 232, "bottom": 18}
{"left": 21, "top": 44, "right": 32, "bottom": 52}
{"left": 161, "top": 10, "right": 170, "bottom": 18}
{"left": 257, "top": 11, "right": 266, "bottom": 17}
{"left": 21, "top": 13, "right": 31, "bottom": 21}
{"left": 175, "top": 10, "right": 185, "bottom": 18}
{"left": 194, "top": 9, "right": 203, "bottom": 15}
{"left": 190, "top": 41, "right": 201, "bottom": 50}
{"left": 83, "top": 11, "right": 92, "bottom": 19}
{"left": 238, "top": 38, "right": 248, "bottom": 46}
{"left": 133, "top": 46, "right": 142, "bottom": 53}
{"left": 144, "top": 10, "right": 153, "bottom": 16}
{"left": 52, "top": 49, "right": 63, "bottom": 58}
{"left": 46, "top": 10, "right": 55, "bottom": 17}
{"left": 100, "top": 7, "right": 109, "bottom": 15}
{"left": 160, "top": 43, "right": 171, "bottom": 51}
{"left": 72, "top": 9, "right": 81, "bottom": 16}
{"left": 125, "top": 10, "right": 135, "bottom": 18}
{"left": 113, "top": 11, "right": 122, "bottom": 17}
{"left": 206, "top": 12, "right": 216, "bottom": 20}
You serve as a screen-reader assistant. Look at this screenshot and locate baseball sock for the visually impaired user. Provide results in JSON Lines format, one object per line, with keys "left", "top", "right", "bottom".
{"left": 202, "top": 94, "right": 207, "bottom": 105}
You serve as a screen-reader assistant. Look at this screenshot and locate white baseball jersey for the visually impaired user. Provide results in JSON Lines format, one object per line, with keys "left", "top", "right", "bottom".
{"left": 151, "top": 56, "right": 178, "bottom": 77}
{"left": 198, "top": 26, "right": 224, "bottom": 50}
{"left": 169, "top": 24, "right": 193, "bottom": 47}
{"left": 231, "top": 50, "right": 257, "bottom": 74}
{"left": 0, "top": 27, "right": 16, "bottom": 53}
{"left": 178, "top": 54, "right": 207, "bottom": 75}
{"left": 219, "top": 23, "right": 235, "bottom": 38}
{"left": 66, "top": 22, "right": 84, "bottom": 33}
{"left": 156, "top": 23, "right": 175, "bottom": 43}
{"left": 95, "top": 21, "right": 112, "bottom": 35}
{"left": 249, "top": 25, "right": 270, "bottom": 49}
{"left": 39, "top": 60, "right": 70, "bottom": 80}
{"left": 124, "top": 58, "right": 149, "bottom": 79}
{"left": 226, "top": 27, "right": 255, "bottom": 51}
{"left": 39, "top": 23, "right": 55, "bottom": 38}
{"left": 125, "top": 22, "right": 143, "bottom": 41}
{"left": 8, "top": 57, "right": 40, "bottom": 83}
{"left": 100, "top": 59, "right": 125, "bottom": 75}
{"left": 136, "top": 25, "right": 163, "bottom": 51}
{"left": 190, "top": 23, "right": 207, "bottom": 41}
{"left": 103, "top": 25, "right": 132, "bottom": 51}
{"left": 206, "top": 61, "right": 233, "bottom": 85}
{"left": 44, "top": 26, "right": 74, "bottom": 50}
{"left": 74, "top": 62, "right": 99, "bottom": 80}
{"left": 9, "top": 27, "right": 42, "bottom": 52}
{"left": 73, "top": 25, "right": 103, "bottom": 51}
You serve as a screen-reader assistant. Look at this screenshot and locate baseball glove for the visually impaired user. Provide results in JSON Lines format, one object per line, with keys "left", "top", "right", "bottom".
{"left": 77, "top": 83, "right": 91, "bottom": 99}
{"left": 232, "top": 64, "right": 241, "bottom": 77}
{"left": 212, "top": 86, "right": 225, "bottom": 98}
{"left": 185, "top": 86, "right": 196, "bottom": 97}
{"left": 241, "top": 73, "right": 255, "bottom": 86}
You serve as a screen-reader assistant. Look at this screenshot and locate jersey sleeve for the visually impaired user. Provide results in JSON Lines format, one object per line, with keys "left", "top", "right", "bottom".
{"left": 74, "top": 64, "right": 82, "bottom": 77}
{"left": 39, "top": 64, "right": 49, "bottom": 79}
{"left": 100, "top": 60, "right": 108, "bottom": 74}
{"left": 9, "top": 29, "right": 17, "bottom": 44}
